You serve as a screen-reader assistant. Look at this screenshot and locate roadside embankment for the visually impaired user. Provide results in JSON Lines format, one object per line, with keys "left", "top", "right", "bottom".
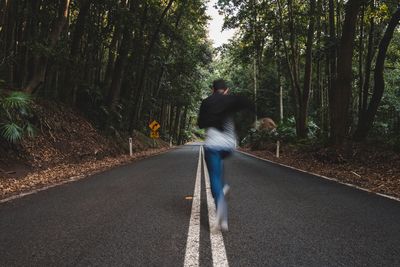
{"left": 0, "top": 100, "right": 170, "bottom": 200}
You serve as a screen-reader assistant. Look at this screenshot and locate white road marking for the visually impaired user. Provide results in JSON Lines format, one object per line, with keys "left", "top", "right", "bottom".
{"left": 202, "top": 146, "right": 229, "bottom": 267}
{"left": 184, "top": 146, "right": 202, "bottom": 267}
{"left": 238, "top": 150, "right": 400, "bottom": 202}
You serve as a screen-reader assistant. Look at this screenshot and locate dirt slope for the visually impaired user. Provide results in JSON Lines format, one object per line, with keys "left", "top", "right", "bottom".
{"left": 0, "top": 100, "right": 169, "bottom": 199}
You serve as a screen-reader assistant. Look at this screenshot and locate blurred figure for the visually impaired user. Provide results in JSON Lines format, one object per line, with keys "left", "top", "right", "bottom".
{"left": 198, "top": 79, "right": 253, "bottom": 231}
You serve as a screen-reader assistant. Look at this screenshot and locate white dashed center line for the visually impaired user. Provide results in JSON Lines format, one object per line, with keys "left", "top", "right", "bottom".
{"left": 184, "top": 146, "right": 229, "bottom": 267}
{"left": 202, "top": 146, "right": 229, "bottom": 267}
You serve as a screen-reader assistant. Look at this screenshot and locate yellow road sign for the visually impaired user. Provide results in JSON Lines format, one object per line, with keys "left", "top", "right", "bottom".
{"left": 150, "top": 130, "right": 160, "bottom": 139}
{"left": 149, "top": 120, "right": 160, "bottom": 131}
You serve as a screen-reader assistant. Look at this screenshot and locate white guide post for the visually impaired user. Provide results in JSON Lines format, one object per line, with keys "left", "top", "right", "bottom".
{"left": 276, "top": 140, "right": 280, "bottom": 158}
{"left": 129, "top": 137, "right": 133, "bottom": 157}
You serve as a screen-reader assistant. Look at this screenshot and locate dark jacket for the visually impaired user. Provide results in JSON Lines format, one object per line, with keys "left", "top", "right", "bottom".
{"left": 198, "top": 93, "right": 253, "bottom": 131}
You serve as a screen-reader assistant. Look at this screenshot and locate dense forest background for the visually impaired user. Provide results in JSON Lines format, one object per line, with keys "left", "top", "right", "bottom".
{"left": 214, "top": 0, "right": 400, "bottom": 149}
{"left": 0, "top": 0, "right": 212, "bottom": 145}
{"left": 1, "top": 0, "right": 400, "bottom": 150}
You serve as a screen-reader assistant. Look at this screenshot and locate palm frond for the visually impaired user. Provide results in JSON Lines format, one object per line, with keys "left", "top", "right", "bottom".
{"left": 2, "top": 92, "right": 31, "bottom": 110}
{"left": 1, "top": 123, "right": 23, "bottom": 143}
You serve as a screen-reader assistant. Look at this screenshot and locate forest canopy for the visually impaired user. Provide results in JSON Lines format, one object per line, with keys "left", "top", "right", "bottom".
{"left": 214, "top": 0, "right": 400, "bottom": 147}
{"left": 1, "top": 0, "right": 400, "bottom": 148}
{"left": 1, "top": 0, "right": 212, "bottom": 144}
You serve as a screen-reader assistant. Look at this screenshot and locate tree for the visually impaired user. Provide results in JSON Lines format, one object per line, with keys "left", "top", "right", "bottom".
{"left": 0, "top": 0, "right": 212, "bottom": 144}
{"left": 354, "top": 6, "right": 400, "bottom": 140}
{"left": 329, "top": 0, "right": 363, "bottom": 145}
{"left": 24, "top": 0, "right": 71, "bottom": 94}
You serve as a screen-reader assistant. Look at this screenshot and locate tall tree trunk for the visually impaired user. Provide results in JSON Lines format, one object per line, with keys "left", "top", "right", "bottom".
{"left": 0, "top": 0, "right": 6, "bottom": 27}
{"left": 353, "top": 7, "right": 400, "bottom": 140}
{"left": 330, "top": 0, "right": 362, "bottom": 145}
{"left": 276, "top": 0, "right": 303, "bottom": 136}
{"left": 357, "top": 5, "right": 365, "bottom": 117}
{"left": 129, "top": 0, "right": 174, "bottom": 131}
{"left": 70, "top": 0, "right": 91, "bottom": 57}
{"left": 106, "top": 1, "right": 136, "bottom": 110}
{"left": 21, "top": 1, "right": 40, "bottom": 88}
{"left": 356, "top": 9, "right": 376, "bottom": 131}
{"left": 287, "top": 0, "right": 301, "bottom": 113}
{"left": 166, "top": 104, "right": 171, "bottom": 135}
{"left": 327, "top": 0, "right": 337, "bottom": 140}
{"left": 3, "top": 0, "right": 17, "bottom": 87}
{"left": 173, "top": 105, "right": 182, "bottom": 141}
{"left": 169, "top": 105, "right": 176, "bottom": 138}
{"left": 276, "top": 0, "right": 296, "bottom": 92}
{"left": 178, "top": 106, "right": 188, "bottom": 145}
{"left": 298, "top": 0, "right": 316, "bottom": 138}
{"left": 152, "top": 3, "right": 185, "bottom": 102}
{"left": 315, "top": 0, "right": 323, "bottom": 134}
{"left": 24, "top": 0, "right": 71, "bottom": 94}
{"left": 64, "top": 0, "right": 92, "bottom": 104}
{"left": 103, "top": 24, "right": 122, "bottom": 93}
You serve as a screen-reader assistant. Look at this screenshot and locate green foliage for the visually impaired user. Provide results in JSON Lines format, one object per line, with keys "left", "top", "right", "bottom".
{"left": 2, "top": 91, "right": 31, "bottom": 110}
{"left": 214, "top": 0, "right": 400, "bottom": 147}
{"left": 0, "top": 89, "right": 35, "bottom": 143}
{"left": 276, "top": 117, "right": 297, "bottom": 143}
{"left": 1, "top": 123, "right": 23, "bottom": 143}
{"left": 275, "top": 117, "right": 319, "bottom": 141}
{"left": 192, "top": 127, "right": 205, "bottom": 140}
{"left": 307, "top": 120, "right": 320, "bottom": 139}
{"left": 242, "top": 128, "right": 277, "bottom": 150}
{"left": 242, "top": 116, "right": 321, "bottom": 150}
{"left": 365, "top": 2, "right": 390, "bottom": 22}
{"left": 0, "top": 0, "right": 212, "bottom": 144}
{"left": 3, "top": 0, "right": 400, "bottom": 148}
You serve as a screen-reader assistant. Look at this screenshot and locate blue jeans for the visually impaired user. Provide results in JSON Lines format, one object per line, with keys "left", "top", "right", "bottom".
{"left": 204, "top": 147, "right": 232, "bottom": 207}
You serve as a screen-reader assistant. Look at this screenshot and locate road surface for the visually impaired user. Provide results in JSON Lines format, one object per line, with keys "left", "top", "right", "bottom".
{"left": 1, "top": 144, "right": 400, "bottom": 266}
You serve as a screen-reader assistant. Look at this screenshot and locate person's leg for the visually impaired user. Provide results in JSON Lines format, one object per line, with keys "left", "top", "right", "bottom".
{"left": 205, "top": 147, "right": 229, "bottom": 231}
{"left": 221, "top": 150, "right": 232, "bottom": 196}
{"left": 204, "top": 147, "right": 224, "bottom": 205}
{"left": 219, "top": 150, "right": 231, "bottom": 230}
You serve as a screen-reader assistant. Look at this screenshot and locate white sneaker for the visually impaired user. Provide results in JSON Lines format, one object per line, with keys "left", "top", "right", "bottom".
{"left": 220, "top": 220, "right": 229, "bottom": 231}
{"left": 212, "top": 216, "right": 229, "bottom": 233}
{"left": 215, "top": 198, "right": 229, "bottom": 232}
{"left": 223, "top": 185, "right": 230, "bottom": 197}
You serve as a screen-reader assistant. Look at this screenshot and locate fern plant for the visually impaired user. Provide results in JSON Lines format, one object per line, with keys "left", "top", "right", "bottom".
{"left": 0, "top": 87, "right": 35, "bottom": 143}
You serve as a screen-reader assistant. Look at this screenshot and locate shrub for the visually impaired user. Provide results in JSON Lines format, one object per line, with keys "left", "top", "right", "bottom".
{"left": 242, "top": 116, "right": 320, "bottom": 149}
{"left": 0, "top": 88, "right": 35, "bottom": 143}
{"left": 275, "top": 117, "right": 297, "bottom": 142}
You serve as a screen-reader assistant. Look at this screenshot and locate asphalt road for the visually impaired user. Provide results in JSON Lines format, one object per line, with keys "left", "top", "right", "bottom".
{"left": 1, "top": 144, "right": 400, "bottom": 266}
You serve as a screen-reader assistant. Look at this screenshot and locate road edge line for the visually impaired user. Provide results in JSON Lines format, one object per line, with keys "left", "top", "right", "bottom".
{"left": 0, "top": 148, "right": 174, "bottom": 204}
{"left": 183, "top": 146, "right": 202, "bottom": 267}
{"left": 202, "top": 146, "right": 230, "bottom": 267}
{"left": 237, "top": 150, "right": 400, "bottom": 203}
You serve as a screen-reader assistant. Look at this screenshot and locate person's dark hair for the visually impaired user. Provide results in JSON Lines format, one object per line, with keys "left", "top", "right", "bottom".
{"left": 212, "top": 79, "right": 227, "bottom": 91}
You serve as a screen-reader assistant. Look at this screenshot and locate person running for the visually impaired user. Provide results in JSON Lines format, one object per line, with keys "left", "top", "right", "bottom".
{"left": 198, "top": 79, "right": 253, "bottom": 231}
